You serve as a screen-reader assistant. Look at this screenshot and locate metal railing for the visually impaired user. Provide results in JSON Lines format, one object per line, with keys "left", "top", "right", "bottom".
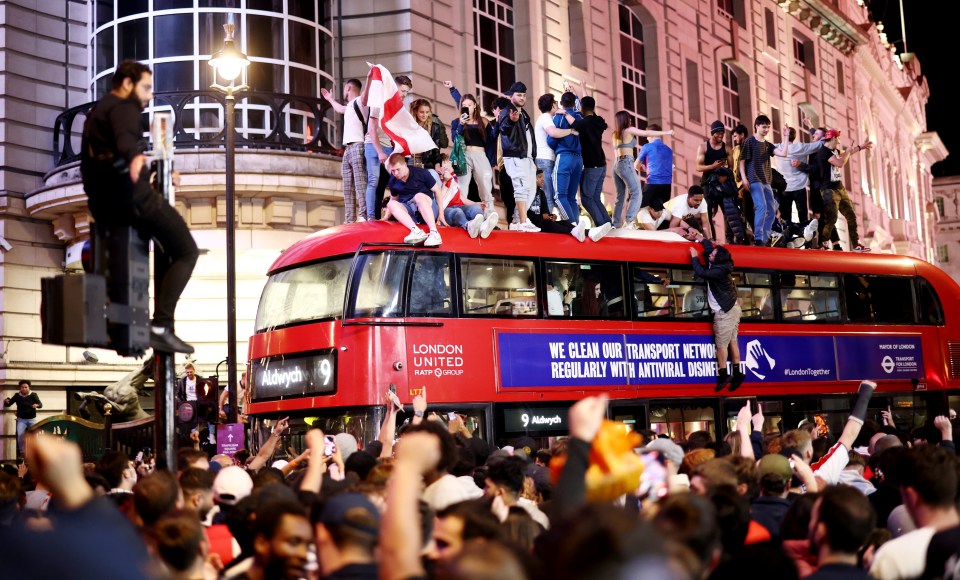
{"left": 53, "top": 90, "right": 342, "bottom": 168}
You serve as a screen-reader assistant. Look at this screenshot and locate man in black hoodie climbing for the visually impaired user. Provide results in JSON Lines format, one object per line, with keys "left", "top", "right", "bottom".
{"left": 689, "top": 235, "right": 746, "bottom": 391}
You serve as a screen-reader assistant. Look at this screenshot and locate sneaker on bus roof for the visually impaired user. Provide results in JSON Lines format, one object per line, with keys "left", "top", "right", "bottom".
{"left": 519, "top": 221, "right": 541, "bottom": 232}
{"left": 508, "top": 222, "right": 523, "bottom": 231}
{"left": 569, "top": 221, "right": 586, "bottom": 242}
{"left": 424, "top": 230, "right": 442, "bottom": 247}
{"left": 467, "top": 214, "right": 483, "bottom": 238}
{"left": 803, "top": 218, "right": 818, "bottom": 241}
{"left": 404, "top": 228, "right": 428, "bottom": 244}
{"left": 480, "top": 213, "right": 499, "bottom": 238}
{"left": 589, "top": 222, "right": 613, "bottom": 242}
{"left": 853, "top": 244, "right": 871, "bottom": 252}
{"left": 622, "top": 221, "right": 638, "bottom": 230}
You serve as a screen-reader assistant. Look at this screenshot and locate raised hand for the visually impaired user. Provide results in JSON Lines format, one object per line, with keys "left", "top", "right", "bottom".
{"left": 568, "top": 394, "right": 608, "bottom": 442}
{"left": 442, "top": 80, "right": 453, "bottom": 88}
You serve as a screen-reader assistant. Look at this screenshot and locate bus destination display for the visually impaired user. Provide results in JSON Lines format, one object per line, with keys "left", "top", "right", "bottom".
{"left": 251, "top": 350, "right": 337, "bottom": 400}
{"left": 502, "top": 407, "right": 569, "bottom": 433}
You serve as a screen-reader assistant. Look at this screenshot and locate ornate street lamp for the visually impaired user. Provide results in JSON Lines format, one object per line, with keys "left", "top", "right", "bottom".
{"left": 209, "top": 22, "right": 249, "bottom": 425}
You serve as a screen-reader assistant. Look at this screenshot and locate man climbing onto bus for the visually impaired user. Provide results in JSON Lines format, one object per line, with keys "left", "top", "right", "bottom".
{"left": 689, "top": 235, "right": 745, "bottom": 391}
{"left": 381, "top": 153, "right": 443, "bottom": 247}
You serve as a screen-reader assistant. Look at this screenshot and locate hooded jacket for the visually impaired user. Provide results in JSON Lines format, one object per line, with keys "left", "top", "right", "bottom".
{"left": 690, "top": 238, "right": 738, "bottom": 313}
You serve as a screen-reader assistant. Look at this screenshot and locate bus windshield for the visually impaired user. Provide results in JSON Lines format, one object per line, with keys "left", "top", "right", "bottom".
{"left": 255, "top": 257, "right": 352, "bottom": 331}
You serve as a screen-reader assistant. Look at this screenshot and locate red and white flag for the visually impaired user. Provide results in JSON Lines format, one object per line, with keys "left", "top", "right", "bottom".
{"left": 365, "top": 63, "right": 436, "bottom": 156}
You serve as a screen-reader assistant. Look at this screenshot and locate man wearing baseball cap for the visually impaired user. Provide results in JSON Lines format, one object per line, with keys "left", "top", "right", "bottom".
{"left": 813, "top": 129, "right": 873, "bottom": 251}
{"left": 696, "top": 120, "right": 733, "bottom": 186}
{"left": 751, "top": 454, "right": 795, "bottom": 537}
{"left": 496, "top": 81, "right": 541, "bottom": 232}
{"left": 313, "top": 493, "right": 380, "bottom": 579}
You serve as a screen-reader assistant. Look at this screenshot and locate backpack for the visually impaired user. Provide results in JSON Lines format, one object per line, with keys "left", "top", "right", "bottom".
{"left": 450, "top": 133, "right": 469, "bottom": 176}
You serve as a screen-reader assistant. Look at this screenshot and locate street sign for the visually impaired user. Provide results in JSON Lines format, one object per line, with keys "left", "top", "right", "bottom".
{"left": 217, "top": 423, "right": 245, "bottom": 456}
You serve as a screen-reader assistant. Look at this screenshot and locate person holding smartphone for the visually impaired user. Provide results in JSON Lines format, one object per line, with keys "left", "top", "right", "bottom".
{"left": 443, "top": 83, "right": 496, "bottom": 216}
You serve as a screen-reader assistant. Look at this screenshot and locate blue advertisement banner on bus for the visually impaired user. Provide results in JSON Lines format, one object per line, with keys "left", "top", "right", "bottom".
{"left": 496, "top": 332, "right": 923, "bottom": 388}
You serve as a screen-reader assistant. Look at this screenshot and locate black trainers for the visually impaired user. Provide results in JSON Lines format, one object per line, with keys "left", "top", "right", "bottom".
{"left": 729, "top": 369, "right": 746, "bottom": 392}
{"left": 715, "top": 369, "right": 732, "bottom": 392}
{"left": 150, "top": 327, "right": 195, "bottom": 354}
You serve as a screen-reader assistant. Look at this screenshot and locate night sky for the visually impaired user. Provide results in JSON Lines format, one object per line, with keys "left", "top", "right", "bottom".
{"left": 868, "top": 0, "right": 959, "bottom": 176}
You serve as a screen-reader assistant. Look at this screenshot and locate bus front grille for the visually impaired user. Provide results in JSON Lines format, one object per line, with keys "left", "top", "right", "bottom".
{"left": 949, "top": 342, "right": 960, "bottom": 379}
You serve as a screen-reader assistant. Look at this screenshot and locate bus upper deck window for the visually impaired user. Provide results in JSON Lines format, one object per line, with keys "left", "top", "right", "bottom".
{"left": 255, "top": 257, "right": 352, "bottom": 331}
{"left": 735, "top": 271, "right": 775, "bottom": 321}
{"left": 633, "top": 267, "right": 671, "bottom": 318}
{"left": 668, "top": 268, "right": 710, "bottom": 319}
{"left": 349, "top": 252, "right": 411, "bottom": 318}
{"left": 408, "top": 254, "right": 452, "bottom": 317}
{"left": 546, "top": 261, "right": 626, "bottom": 319}
{"left": 778, "top": 273, "right": 841, "bottom": 322}
{"left": 461, "top": 257, "right": 538, "bottom": 317}
{"left": 917, "top": 278, "right": 945, "bottom": 326}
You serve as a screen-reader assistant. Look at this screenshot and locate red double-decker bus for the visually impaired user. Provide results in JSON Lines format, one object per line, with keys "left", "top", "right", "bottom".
{"left": 246, "top": 222, "right": 960, "bottom": 450}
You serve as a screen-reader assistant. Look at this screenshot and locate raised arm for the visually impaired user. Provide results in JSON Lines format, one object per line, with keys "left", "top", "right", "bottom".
{"left": 299, "top": 428, "right": 327, "bottom": 494}
{"left": 442, "top": 80, "right": 462, "bottom": 108}
{"left": 378, "top": 397, "right": 400, "bottom": 459}
{"left": 626, "top": 126, "right": 673, "bottom": 138}
{"left": 320, "top": 87, "right": 347, "bottom": 114}
{"left": 247, "top": 417, "right": 289, "bottom": 473}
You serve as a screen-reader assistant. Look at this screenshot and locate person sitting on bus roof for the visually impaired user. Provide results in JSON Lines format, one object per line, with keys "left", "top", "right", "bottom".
{"left": 527, "top": 168, "right": 612, "bottom": 243}
{"left": 667, "top": 185, "right": 711, "bottom": 240}
{"left": 688, "top": 234, "right": 745, "bottom": 391}
{"left": 381, "top": 152, "right": 443, "bottom": 247}
{"left": 637, "top": 197, "right": 695, "bottom": 239}
{"left": 435, "top": 154, "right": 499, "bottom": 239}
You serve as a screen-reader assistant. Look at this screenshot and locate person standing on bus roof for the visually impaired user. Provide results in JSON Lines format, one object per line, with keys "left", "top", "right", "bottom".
{"left": 497, "top": 81, "right": 541, "bottom": 232}
{"left": 381, "top": 153, "right": 443, "bottom": 247}
{"left": 550, "top": 91, "right": 584, "bottom": 226}
{"left": 815, "top": 130, "right": 873, "bottom": 252}
{"left": 738, "top": 114, "right": 790, "bottom": 246}
{"left": 688, "top": 235, "right": 745, "bottom": 391}
{"left": 320, "top": 78, "right": 368, "bottom": 224}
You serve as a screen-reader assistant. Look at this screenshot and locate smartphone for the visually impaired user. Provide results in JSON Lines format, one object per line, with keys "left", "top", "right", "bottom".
{"left": 461, "top": 107, "right": 469, "bottom": 116}
{"left": 324, "top": 435, "right": 336, "bottom": 457}
{"left": 447, "top": 412, "right": 458, "bottom": 421}
{"left": 135, "top": 451, "right": 144, "bottom": 464}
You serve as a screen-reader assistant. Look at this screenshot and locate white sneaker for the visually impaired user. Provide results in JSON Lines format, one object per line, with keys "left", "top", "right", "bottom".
{"left": 803, "top": 218, "right": 818, "bottom": 242}
{"left": 404, "top": 228, "right": 428, "bottom": 244}
{"left": 589, "top": 222, "right": 613, "bottom": 242}
{"left": 467, "top": 214, "right": 483, "bottom": 238}
{"left": 357, "top": 216, "right": 367, "bottom": 223}
{"left": 480, "top": 213, "right": 499, "bottom": 238}
{"left": 424, "top": 230, "right": 442, "bottom": 247}
{"left": 509, "top": 222, "right": 523, "bottom": 231}
{"left": 520, "top": 221, "right": 541, "bottom": 232}
{"left": 622, "top": 221, "right": 638, "bottom": 230}
{"left": 569, "top": 221, "right": 586, "bottom": 242}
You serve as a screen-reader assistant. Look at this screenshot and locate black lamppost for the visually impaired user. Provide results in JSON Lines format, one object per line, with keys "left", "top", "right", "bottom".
{"left": 209, "top": 22, "right": 249, "bottom": 425}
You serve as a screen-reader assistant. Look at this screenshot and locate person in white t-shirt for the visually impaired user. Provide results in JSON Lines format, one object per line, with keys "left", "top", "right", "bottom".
{"left": 534, "top": 94, "right": 559, "bottom": 214}
{"left": 638, "top": 197, "right": 693, "bottom": 237}
{"left": 666, "top": 185, "right": 711, "bottom": 238}
{"left": 321, "top": 78, "right": 368, "bottom": 223}
{"left": 177, "top": 362, "right": 199, "bottom": 403}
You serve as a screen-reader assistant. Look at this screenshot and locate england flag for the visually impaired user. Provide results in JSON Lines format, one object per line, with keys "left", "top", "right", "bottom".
{"left": 364, "top": 63, "right": 437, "bottom": 156}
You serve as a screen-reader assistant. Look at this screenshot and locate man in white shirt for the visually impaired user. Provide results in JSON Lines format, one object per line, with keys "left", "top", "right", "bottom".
{"left": 321, "top": 79, "right": 368, "bottom": 223}
{"left": 637, "top": 197, "right": 673, "bottom": 231}
{"left": 666, "top": 185, "right": 710, "bottom": 237}
{"left": 534, "top": 94, "right": 559, "bottom": 214}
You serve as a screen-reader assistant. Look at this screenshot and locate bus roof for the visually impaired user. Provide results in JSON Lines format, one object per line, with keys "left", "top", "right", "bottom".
{"left": 269, "top": 222, "right": 923, "bottom": 277}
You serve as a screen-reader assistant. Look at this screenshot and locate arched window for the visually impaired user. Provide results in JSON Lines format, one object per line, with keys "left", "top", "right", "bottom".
{"left": 619, "top": 5, "right": 648, "bottom": 129}
{"left": 721, "top": 63, "right": 741, "bottom": 130}
{"left": 473, "top": 0, "right": 516, "bottom": 114}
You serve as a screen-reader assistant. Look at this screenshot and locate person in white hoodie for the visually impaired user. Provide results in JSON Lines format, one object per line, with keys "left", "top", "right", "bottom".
{"left": 402, "top": 420, "right": 484, "bottom": 512}
{"left": 774, "top": 126, "right": 823, "bottom": 226}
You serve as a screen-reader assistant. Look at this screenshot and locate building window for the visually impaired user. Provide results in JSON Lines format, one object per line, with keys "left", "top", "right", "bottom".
{"left": 937, "top": 244, "right": 949, "bottom": 263}
{"left": 771, "top": 107, "right": 781, "bottom": 144}
{"left": 935, "top": 196, "right": 945, "bottom": 218}
{"left": 717, "top": 0, "right": 734, "bottom": 19}
{"left": 793, "top": 32, "right": 816, "bottom": 74}
{"left": 619, "top": 5, "right": 649, "bottom": 129}
{"left": 474, "top": 0, "right": 516, "bottom": 114}
{"left": 765, "top": 8, "right": 776, "bottom": 49}
{"left": 686, "top": 59, "right": 700, "bottom": 123}
{"left": 720, "top": 62, "right": 740, "bottom": 130}
{"left": 568, "top": 0, "right": 588, "bottom": 70}
{"left": 836, "top": 60, "right": 845, "bottom": 95}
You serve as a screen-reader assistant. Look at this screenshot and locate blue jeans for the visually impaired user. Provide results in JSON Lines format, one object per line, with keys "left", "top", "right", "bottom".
{"left": 580, "top": 166, "right": 610, "bottom": 226}
{"left": 750, "top": 182, "right": 776, "bottom": 243}
{"left": 400, "top": 198, "right": 439, "bottom": 223}
{"left": 364, "top": 143, "right": 392, "bottom": 220}
{"left": 553, "top": 152, "right": 583, "bottom": 223}
{"left": 16, "top": 418, "right": 36, "bottom": 454}
{"left": 443, "top": 204, "right": 484, "bottom": 228}
{"left": 613, "top": 156, "right": 642, "bottom": 227}
{"left": 536, "top": 158, "right": 556, "bottom": 213}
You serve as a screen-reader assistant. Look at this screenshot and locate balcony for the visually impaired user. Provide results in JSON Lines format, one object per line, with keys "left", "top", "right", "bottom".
{"left": 774, "top": 0, "right": 869, "bottom": 54}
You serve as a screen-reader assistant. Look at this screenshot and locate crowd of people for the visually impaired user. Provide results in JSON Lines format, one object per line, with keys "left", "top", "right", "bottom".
{"left": 321, "top": 70, "right": 874, "bottom": 252}
{"left": 1, "top": 379, "right": 958, "bottom": 580}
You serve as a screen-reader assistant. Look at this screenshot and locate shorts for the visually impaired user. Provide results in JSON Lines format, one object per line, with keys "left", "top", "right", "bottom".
{"left": 713, "top": 303, "right": 741, "bottom": 351}
{"left": 503, "top": 156, "right": 537, "bottom": 205}
{"left": 399, "top": 197, "right": 439, "bottom": 224}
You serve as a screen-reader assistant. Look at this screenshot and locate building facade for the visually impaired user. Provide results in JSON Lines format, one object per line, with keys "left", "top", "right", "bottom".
{"left": 0, "top": 0, "right": 946, "bottom": 458}
{"left": 933, "top": 176, "right": 960, "bottom": 284}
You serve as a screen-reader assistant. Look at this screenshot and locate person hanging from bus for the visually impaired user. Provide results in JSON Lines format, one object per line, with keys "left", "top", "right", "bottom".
{"left": 381, "top": 153, "right": 443, "bottom": 247}
{"left": 435, "top": 154, "right": 499, "bottom": 239}
{"left": 689, "top": 235, "right": 745, "bottom": 391}
{"left": 526, "top": 168, "right": 612, "bottom": 242}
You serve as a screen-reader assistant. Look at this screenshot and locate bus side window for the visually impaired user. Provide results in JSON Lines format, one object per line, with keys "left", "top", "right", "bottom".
{"left": 408, "top": 254, "right": 452, "bottom": 317}
{"left": 917, "top": 277, "right": 945, "bottom": 326}
{"left": 461, "top": 257, "right": 538, "bottom": 317}
{"left": 669, "top": 268, "right": 710, "bottom": 319}
{"left": 349, "top": 252, "right": 411, "bottom": 318}
{"left": 632, "top": 266, "right": 671, "bottom": 318}
{"left": 734, "top": 271, "right": 775, "bottom": 321}
{"left": 545, "top": 261, "right": 626, "bottom": 319}
{"left": 843, "top": 275, "right": 917, "bottom": 325}
{"left": 778, "top": 273, "right": 841, "bottom": 322}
